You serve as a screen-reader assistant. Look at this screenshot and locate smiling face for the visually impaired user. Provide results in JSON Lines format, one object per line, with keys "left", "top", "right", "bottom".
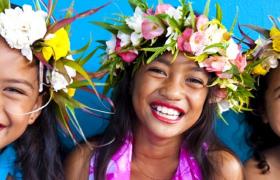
{"left": 0, "top": 37, "right": 42, "bottom": 150}
{"left": 264, "top": 66, "right": 280, "bottom": 136}
{"left": 132, "top": 52, "right": 209, "bottom": 140}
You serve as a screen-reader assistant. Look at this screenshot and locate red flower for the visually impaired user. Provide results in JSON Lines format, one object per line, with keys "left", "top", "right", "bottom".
{"left": 115, "top": 38, "right": 138, "bottom": 63}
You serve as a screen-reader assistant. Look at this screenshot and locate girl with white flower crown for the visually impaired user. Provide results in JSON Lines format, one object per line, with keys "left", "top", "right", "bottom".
{"left": 65, "top": 0, "right": 256, "bottom": 179}
{"left": 0, "top": 1, "right": 108, "bottom": 180}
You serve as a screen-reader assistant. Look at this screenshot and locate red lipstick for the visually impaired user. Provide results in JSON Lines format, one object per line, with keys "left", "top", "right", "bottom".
{"left": 150, "top": 100, "right": 185, "bottom": 124}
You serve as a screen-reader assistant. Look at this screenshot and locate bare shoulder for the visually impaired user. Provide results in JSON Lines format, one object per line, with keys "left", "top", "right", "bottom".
{"left": 209, "top": 150, "right": 244, "bottom": 180}
{"left": 64, "top": 142, "right": 95, "bottom": 180}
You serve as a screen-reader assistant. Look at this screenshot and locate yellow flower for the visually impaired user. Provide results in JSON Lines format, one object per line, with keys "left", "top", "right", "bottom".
{"left": 252, "top": 64, "right": 268, "bottom": 75}
{"left": 42, "top": 28, "right": 70, "bottom": 61}
{"left": 270, "top": 27, "right": 280, "bottom": 52}
{"left": 67, "top": 88, "right": 76, "bottom": 97}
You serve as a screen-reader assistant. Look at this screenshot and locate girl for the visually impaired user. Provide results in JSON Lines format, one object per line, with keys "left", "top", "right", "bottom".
{"left": 65, "top": 0, "right": 254, "bottom": 179}
{"left": 244, "top": 18, "right": 280, "bottom": 179}
{"left": 0, "top": 1, "right": 106, "bottom": 179}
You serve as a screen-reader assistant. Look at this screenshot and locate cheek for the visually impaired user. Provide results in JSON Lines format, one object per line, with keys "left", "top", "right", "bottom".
{"left": 0, "top": 116, "right": 30, "bottom": 149}
{"left": 267, "top": 102, "right": 280, "bottom": 136}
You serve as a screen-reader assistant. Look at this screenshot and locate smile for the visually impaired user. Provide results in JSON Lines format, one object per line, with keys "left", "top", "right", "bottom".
{"left": 0, "top": 123, "right": 6, "bottom": 130}
{"left": 150, "top": 101, "right": 185, "bottom": 124}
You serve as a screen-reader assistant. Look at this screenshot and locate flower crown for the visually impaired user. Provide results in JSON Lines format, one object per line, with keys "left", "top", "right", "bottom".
{"left": 242, "top": 17, "right": 280, "bottom": 76}
{"left": 96, "top": 0, "right": 255, "bottom": 117}
{"left": 0, "top": 1, "right": 109, "bottom": 141}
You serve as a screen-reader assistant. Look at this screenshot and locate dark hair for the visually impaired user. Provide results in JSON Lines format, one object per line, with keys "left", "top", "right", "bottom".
{"left": 94, "top": 63, "right": 234, "bottom": 179}
{"left": 13, "top": 60, "right": 64, "bottom": 180}
{"left": 246, "top": 68, "right": 280, "bottom": 174}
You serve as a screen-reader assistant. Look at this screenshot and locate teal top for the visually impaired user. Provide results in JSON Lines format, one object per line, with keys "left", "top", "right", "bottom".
{"left": 0, "top": 145, "right": 22, "bottom": 180}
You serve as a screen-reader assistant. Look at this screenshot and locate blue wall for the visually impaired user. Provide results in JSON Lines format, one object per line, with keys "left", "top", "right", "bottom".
{"left": 13, "top": 0, "right": 280, "bottom": 161}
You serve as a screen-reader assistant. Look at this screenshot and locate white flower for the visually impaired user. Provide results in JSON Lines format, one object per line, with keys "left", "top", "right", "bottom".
{"left": 0, "top": 5, "right": 47, "bottom": 61}
{"left": 106, "top": 35, "right": 116, "bottom": 54}
{"left": 131, "top": 32, "right": 142, "bottom": 46}
{"left": 226, "top": 39, "right": 239, "bottom": 60}
{"left": 51, "top": 70, "right": 69, "bottom": 92}
{"left": 117, "top": 31, "right": 131, "bottom": 47}
{"left": 266, "top": 56, "right": 279, "bottom": 69}
{"left": 125, "top": 6, "right": 144, "bottom": 33}
{"left": 217, "top": 100, "right": 231, "bottom": 113}
{"left": 166, "top": 6, "right": 182, "bottom": 22}
{"left": 253, "top": 37, "right": 271, "bottom": 56}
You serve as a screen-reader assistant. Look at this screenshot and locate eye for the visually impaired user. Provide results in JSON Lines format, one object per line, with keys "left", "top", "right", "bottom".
{"left": 186, "top": 77, "right": 205, "bottom": 88}
{"left": 147, "top": 67, "right": 167, "bottom": 76}
{"left": 4, "top": 87, "right": 25, "bottom": 95}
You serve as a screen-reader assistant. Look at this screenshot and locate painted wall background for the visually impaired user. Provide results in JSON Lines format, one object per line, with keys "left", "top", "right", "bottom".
{"left": 13, "top": 0, "right": 280, "bottom": 162}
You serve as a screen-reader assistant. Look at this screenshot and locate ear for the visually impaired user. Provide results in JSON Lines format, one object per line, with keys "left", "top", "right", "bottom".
{"left": 28, "top": 95, "right": 43, "bottom": 125}
{"left": 262, "top": 112, "right": 269, "bottom": 124}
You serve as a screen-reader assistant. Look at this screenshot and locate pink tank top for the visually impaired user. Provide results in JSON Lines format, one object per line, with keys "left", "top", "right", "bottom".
{"left": 89, "top": 135, "right": 202, "bottom": 180}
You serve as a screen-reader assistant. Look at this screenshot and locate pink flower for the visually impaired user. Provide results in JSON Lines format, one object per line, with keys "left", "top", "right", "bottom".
{"left": 189, "top": 32, "right": 206, "bottom": 55}
{"left": 142, "top": 19, "right": 164, "bottom": 40}
{"left": 200, "top": 56, "right": 231, "bottom": 74}
{"left": 146, "top": 8, "right": 154, "bottom": 15}
{"left": 213, "top": 87, "right": 228, "bottom": 103}
{"left": 232, "top": 53, "right": 247, "bottom": 72}
{"left": 155, "top": 4, "right": 173, "bottom": 15}
{"left": 177, "top": 28, "right": 193, "bottom": 53}
{"left": 196, "top": 15, "right": 209, "bottom": 31}
{"left": 115, "top": 38, "right": 138, "bottom": 63}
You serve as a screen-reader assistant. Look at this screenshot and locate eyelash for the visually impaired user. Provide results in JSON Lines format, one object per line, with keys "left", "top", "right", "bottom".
{"left": 4, "top": 87, "right": 25, "bottom": 95}
{"left": 148, "top": 67, "right": 167, "bottom": 76}
{"left": 186, "top": 77, "right": 204, "bottom": 85}
{"left": 148, "top": 67, "right": 205, "bottom": 85}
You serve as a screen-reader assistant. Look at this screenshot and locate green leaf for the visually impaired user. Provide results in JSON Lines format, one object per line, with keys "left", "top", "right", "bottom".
{"left": 204, "top": 43, "right": 227, "bottom": 51}
{"left": 69, "top": 80, "right": 106, "bottom": 88}
{"left": 128, "top": 0, "right": 148, "bottom": 11}
{"left": 146, "top": 45, "right": 168, "bottom": 64}
{"left": 0, "top": 0, "right": 10, "bottom": 13}
{"left": 230, "top": 7, "right": 239, "bottom": 33}
{"left": 215, "top": 3, "right": 222, "bottom": 22}
{"left": 188, "top": 2, "right": 196, "bottom": 29}
{"left": 71, "top": 38, "right": 92, "bottom": 55}
{"left": 78, "top": 47, "right": 99, "bottom": 66}
{"left": 91, "top": 21, "right": 118, "bottom": 34}
{"left": 203, "top": 0, "right": 211, "bottom": 17}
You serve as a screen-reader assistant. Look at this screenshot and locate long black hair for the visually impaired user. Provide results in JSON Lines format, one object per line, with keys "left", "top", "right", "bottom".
{"left": 94, "top": 62, "right": 234, "bottom": 180}
{"left": 13, "top": 60, "right": 64, "bottom": 180}
{"left": 246, "top": 68, "right": 280, "bottom": 174}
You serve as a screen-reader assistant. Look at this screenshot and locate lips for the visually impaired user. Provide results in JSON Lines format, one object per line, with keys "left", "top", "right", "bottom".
{"left": 0, "top": 123, "right": 6, "bottom": 130}
{"left": 150, "top": 101, "right": 185, "bottom": 124}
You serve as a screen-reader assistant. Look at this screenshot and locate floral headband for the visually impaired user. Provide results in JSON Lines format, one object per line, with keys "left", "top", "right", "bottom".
{"left": 0, "top": 0, "right": 110, "bottom": 142}
{"left": 242, "top": 16, "right": 280, "bottom": 76}
{"left": 96, "top": 0, "right": 255, "bottom": 118}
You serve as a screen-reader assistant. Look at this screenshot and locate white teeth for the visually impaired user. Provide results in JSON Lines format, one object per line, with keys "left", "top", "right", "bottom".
{"left": 156, "top": 110, "right": 178, "bottom": 120}
{"left": 153, "top": 105, "right": 181, "bottom": 117}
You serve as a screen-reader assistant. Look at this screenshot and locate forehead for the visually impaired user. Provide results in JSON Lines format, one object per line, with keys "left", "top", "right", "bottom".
{"left": 268, "top": 67, "right": 280, "bottom": 87}
{"left": 0, "top": 38, "right": 38, "bottom": 84}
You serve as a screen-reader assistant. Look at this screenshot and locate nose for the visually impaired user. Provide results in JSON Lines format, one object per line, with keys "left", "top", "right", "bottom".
{"left": 158, "top": 76, "right": 185, "bottom": 101}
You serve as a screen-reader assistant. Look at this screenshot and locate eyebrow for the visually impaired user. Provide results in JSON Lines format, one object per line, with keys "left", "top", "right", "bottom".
{"left": 4, "top": 79, "right": 35, "bottom": 90}
{"left": 274, "top": 86, "right": 280, "bottom": 93}
{"left": 156, "top": 57, "right": 206, "bottom": 72}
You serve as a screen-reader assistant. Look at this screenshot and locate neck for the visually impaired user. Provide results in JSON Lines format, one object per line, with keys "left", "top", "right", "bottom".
{"left": 133, "top": 129, "right": 182, "bottom": 160}
{"left": 131, "top": 128, "right": 183, "bottom": 179}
